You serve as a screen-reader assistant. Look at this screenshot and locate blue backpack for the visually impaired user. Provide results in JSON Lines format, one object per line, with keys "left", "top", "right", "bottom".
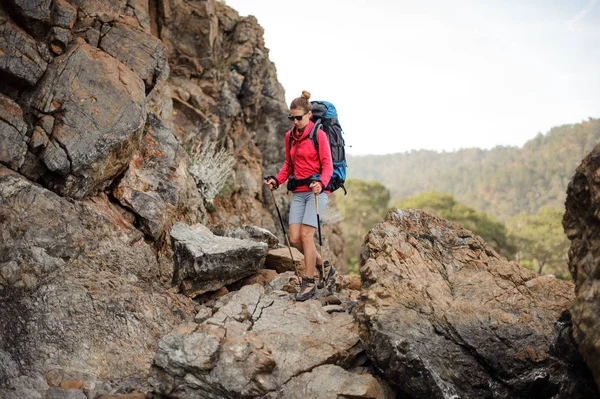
{"left": 296, "top": 101, "right": 347, "bottom": 194}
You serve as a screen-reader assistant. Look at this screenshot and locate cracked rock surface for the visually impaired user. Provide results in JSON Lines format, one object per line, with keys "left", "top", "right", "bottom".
{"left": 356, "top": 209, "right": 598, "bottom": 398}
{"left": 150, "top": 284, "right": 385, "bottom": 398}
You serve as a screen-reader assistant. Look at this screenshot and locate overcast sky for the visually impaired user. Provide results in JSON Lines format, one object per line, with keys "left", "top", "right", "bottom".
{"left": 226, "top": 0, "right": 600, "bottom": 155}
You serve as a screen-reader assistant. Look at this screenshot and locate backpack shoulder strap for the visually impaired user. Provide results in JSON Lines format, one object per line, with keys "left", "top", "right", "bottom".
{"left": 309, "top": 120, "right": 322, "bottom": 173}
{"left": 309, "top": 120, "right": 321, "bottom": 152}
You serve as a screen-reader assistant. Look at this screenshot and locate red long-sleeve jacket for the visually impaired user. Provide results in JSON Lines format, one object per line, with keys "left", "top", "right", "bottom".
{"left": 275, "top": 121, "right": 333, "bottom": 193}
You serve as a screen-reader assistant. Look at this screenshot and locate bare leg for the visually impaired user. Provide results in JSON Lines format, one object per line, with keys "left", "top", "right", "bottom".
{"left": 300, "top": 224, "right": 318, "bottom": 279}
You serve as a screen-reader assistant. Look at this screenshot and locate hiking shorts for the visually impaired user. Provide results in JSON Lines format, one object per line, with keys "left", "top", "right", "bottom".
{"left": 289, "top": 192, "right": 328, "bottom": 228}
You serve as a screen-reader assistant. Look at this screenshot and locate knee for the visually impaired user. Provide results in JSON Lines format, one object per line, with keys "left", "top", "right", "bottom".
{"left": 300, "top": 229, "right": 315, "bottom": 245}
{"left": 289, "top": 233, "right": 301, "bottom": 248}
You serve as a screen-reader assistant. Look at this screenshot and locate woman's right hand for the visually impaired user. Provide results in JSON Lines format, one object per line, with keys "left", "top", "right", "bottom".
{"left": 264, "top": 177, "right": 277, "bottom": 191}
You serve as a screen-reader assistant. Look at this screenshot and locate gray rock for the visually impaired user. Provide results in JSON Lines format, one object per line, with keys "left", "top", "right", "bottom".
{"left": 170, "top": 222, "right": 267, "bottom": 297}
{"left": 221, "top": 225, "right": 280, "bottom": 249}
{"left": 356, "top": 209, "right": 593, "bottom": 398}
{"left": 113, "top": 114, "right": 203, "bottom": 240}
{"left": 6, "top": 0, "right": 52, "bottom": 24}
{"left": 99, "top": 22, "right": 169, "bottom": 91}
{"left": 275, "top": 364, "right": 386, "bottom": 399}
{"left": 44, "top": 387, "right": 87, "bottom": 399}
{"left": 150, "top": 285, "right": 380, "bottom": 398}
{"left": 51, "top": 0, "right": 77, "bottom": 29}
{"left": 25, "top": 39, "right": 146, "bottom": 199}
{"left": 0, "top": 94, "right": 27, "bottom": 170}
{"left": 0, "top": 168, "right": 197, "bottom": 397}
{"left": 0, "top": 16, "right": 49, "bottom": 86}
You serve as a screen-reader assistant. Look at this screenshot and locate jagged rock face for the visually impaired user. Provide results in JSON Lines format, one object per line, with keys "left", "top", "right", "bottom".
{"left": 356, "top": 209, "right": 596, "bottom": 398}
{"left": 149, "top": 284, "right": 387, "bottom": 399}
{"left": 24, "top": 39, "right": 147, "bottom": 199}
{"left": 0, "top": 0, "right": 344, "bottom": 396}
{"left": 563, "top": 145, "right": 600, "bottom": 390}
{"left": 0, "top": 167, "right": 196, "bottom": 397}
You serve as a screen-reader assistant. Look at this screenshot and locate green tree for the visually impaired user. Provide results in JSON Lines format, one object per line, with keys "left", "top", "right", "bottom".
{"left": 506, "top": 206, "right": 570, "bottom": 279}
{"left": 335, "top": 179, "right": 391, "bottom": 273}
{"left": 393, "top": 191, "right": 517, "bottom": 259}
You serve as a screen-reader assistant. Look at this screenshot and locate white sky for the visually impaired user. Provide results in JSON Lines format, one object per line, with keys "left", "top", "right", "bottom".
{"left": 226, "top": 0, "right": 600, "bottom": 155}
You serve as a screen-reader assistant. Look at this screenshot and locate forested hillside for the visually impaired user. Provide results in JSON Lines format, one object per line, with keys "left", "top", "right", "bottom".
{"left": 349, "top": 118, "right": 600, "bottom": 220}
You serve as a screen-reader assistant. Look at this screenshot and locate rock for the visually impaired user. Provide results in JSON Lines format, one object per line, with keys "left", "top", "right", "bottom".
{"left": 272, "top": 364, "right": 385, "bottom": 399}
{"left": 99, "top": 22, "right": 169, "bottom": 91}
{"left": 51, "top": 0, "right": 77, "bottom": 29}
{"left": 356, "top": 209, "right": 590, "bottom": 398}
{"left": 113, "top": 114, "right": 199, "bottom": 240}
{"left": 44, "top": 387, "right": 87, "bottom": 399}
{"left": 67, "top": 0, "right": 127, "bottom": 23}
{"left": 170, "top": 222, "right": 268, "bottom": 297}
{"left": 220, "top": 225, "right": 280, "bottom": 249}
{"left": 49, "top": 26, "right": 71, "bottom": 55}
{"left": 150, "top": 285, "right": 381, "bottom": 398}
{"left": 0, "top": 14, "right": 49, "bottom": 86}
{"left": 337, "top": 274, "right": 362, "bottom": 291}
{"left": 25, "top": 39, "right": 146, "bottom": 199}
{"left": 564, "top": 144, "right": 600, "bottom": 391}
{"left": 265, "top": 247, "right": 305, "bottom": 274}
{"left": 322, "top": 305, "right": 344, "bottom": 314}
{"left": 194, "top": 305, "right": 213, "bottom": 324}
{"left": 0, "top": 168, "right": 196, "bottom": 397}
{"left": 6, "top": 0, "right": 52, "bottom": 24}
{"left": 0, "top": 94, "right": 28, "bottom": 170}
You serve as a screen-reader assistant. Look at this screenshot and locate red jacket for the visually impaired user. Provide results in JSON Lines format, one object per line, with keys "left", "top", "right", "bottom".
{"left": 275, "top": 121, "right": 333, "bottom": 193}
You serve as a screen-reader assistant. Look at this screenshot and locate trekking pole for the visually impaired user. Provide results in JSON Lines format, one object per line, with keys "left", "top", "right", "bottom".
{"left": 269, "top": 188, "right": 299, "bottom": 278}
{"left": 313, "top": 186, "right": 327, "bottom": 288}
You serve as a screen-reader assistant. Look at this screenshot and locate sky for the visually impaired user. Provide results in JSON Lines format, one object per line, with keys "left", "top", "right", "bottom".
{"left": 225, "top": 0, "right": 600, "bottom": 155}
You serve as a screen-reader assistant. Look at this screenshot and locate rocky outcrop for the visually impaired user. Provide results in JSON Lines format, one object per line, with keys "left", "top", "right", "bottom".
{"left": 563, "top": 144, "right": 600, "bottom": 390}
{"left": 149, "top": 284, "right": 387, "bottom": 399}
{"left": 0, "top": 167, "right": 196, "bottom": 398}
{"left": 170, "top": 222, "right": 267, "bottom": 297}
{"left": 356, "top": 209, "right": 598, "bottom": 398}
{"left": 24, "top": 39, "right": 147, "bottom": 198}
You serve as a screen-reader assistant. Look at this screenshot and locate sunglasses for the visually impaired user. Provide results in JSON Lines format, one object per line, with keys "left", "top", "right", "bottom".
{"left": 287, "top": 111, "right": 308, "bottom": 121}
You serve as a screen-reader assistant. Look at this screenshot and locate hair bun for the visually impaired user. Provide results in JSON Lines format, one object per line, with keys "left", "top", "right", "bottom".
{"left": 301, "top": 90, "right": 311, "bottom": 100}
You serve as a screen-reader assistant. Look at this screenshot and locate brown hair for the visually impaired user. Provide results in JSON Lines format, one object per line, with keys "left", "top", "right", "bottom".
{"left": 289, "top": 90, "right": 312, "bottom": 113}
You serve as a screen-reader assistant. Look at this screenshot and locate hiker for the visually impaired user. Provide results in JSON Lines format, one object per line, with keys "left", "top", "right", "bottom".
{"left": 265, "top": 90, "right": 336, "bottom": 301}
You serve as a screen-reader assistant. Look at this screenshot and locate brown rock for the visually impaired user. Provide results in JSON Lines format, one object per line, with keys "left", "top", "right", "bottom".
{"left": 99, "top": 22, "right": 169, "bottom": 91}
{"left": 25, "top": 39, "right": 146, "bottom": 199}
{"left": 0, "top": 14, "right": 49, "bottom": 86}
{"left": 0, "top": 93, "right": 27, "bottom": 170}
{"left": 357, "top": 209, "right": 590, "bottom": 398}
{"left": 564, "top": 143, "right": 600, "bottom": 390}
{"left": 265, "top": 247, "right": 305, "bottom": 274}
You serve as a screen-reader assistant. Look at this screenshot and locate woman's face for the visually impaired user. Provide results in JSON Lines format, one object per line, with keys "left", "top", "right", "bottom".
{"left": 290, "top": 108, "right": 311, "bottom": 130}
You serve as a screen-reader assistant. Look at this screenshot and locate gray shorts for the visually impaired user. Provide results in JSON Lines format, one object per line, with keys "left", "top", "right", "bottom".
{"left": 289, "top": 192, "right": 328, "bottom": 228}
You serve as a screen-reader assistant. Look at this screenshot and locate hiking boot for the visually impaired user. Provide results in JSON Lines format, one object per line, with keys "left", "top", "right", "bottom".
{"left": 295, "top": 276, "right": 316, "bottom": 302}
{"left": 317, "top": 261, "right": 336, "bottom": 289}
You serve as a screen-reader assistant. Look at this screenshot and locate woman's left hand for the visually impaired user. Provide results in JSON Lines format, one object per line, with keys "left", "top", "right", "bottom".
{"left": 309, "top": 181, "right": 322, "bottom": 194}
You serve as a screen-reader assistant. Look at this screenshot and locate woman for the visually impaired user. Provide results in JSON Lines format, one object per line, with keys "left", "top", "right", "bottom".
{"left": 265, "top": 91, "right": 335, "bottom": 301}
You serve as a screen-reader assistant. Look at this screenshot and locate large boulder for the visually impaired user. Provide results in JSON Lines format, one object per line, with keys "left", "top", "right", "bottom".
{"left": 24, "top": 39, "right": 146, "bottom": 199}
{"left": 99, "top": 22, "right": 169, "bottom": 91}
{"left": 563, "top": 144, "right": 600, "bottom": 390}
{"left": 170, "top": 222, "right": 268, "bottom": 297}
{"left": 356, "top": 209, "right": 596, "bottom": 398}
{"left": 0, "top": 167, "right": 196, "bottom": 398}
{"left": 149, "top": 284, "right": 386, "bottom": 398}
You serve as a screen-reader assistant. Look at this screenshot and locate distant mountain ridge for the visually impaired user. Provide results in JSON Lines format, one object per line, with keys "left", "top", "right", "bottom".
{"left": 348, "top": 118, "right": 600, "bottom": 220}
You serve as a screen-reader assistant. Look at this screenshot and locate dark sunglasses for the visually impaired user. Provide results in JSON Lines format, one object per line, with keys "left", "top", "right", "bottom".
{"left": 287, "top": 111, "right": 308, "bottom": 121}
